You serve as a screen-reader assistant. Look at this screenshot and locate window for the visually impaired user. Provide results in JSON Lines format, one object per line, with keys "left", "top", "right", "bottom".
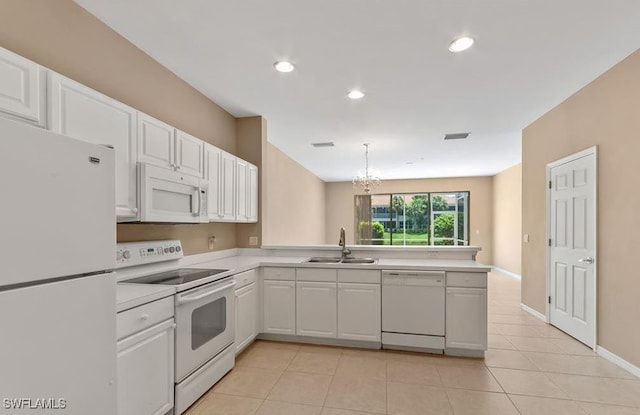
{"left": 355, "top": 192, "right": 469, "bottom": 246}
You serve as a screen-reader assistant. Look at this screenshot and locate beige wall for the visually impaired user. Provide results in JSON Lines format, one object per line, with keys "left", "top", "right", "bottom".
{"left": 0, "top": 0, "right": 239, "bottom": 255}
{"left": 522, "top": 49, "right": 640, "bottom": 366}
{"left": 492, "top": 164, "right": 522, "bottom": 275}
{"left": 325, "top": 177, "right": 493, "bottom": 265}
{"left": 263, "top": 143, "right": 326, "bottom": 245}
{"left": 236, "top": 116, "right": 267, "bottom": 248}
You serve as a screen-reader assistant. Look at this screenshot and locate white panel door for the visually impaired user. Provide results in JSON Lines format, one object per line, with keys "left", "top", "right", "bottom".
{"left": 446, "top": 287, "right": 487, "bottom": 350}
{"left": 263, "top": 280, "right": 296, "bottom": 335}
{"left": 175, "top": 129, "right": 204, "bottom": 178}
{"left": 137, "top": 112, "right": 174, "bottom": 170}
{"left": 205, "top": 143, "right": 222, "bottom": 220}
{"left": 338, "top": 283, "right": 381, "bottom": 341}
{"left": 548, "top": 149, "right": 597, "bottom": 347}
{"left": 221, "top": 151, "right": 237, "bottom": 221}
{"left": 248, "top": 163, "right": 259, "bottom": 222}
{"left": 0, "top": 47, "right": 45, "bottom": 126}
{"left": 236, "top": 159, "right": 248, "bottom": 222}
{"left": 117, "top": 319, "right": 175, "bottom": 415}
{"left": 48, "top": 72, "right": 138, "bottom": 220}
{"left": 235, "top": 282, "right": 257, "bottom": 354}
{"left": 296, "top": 282, "right": 337, "bottom": 338}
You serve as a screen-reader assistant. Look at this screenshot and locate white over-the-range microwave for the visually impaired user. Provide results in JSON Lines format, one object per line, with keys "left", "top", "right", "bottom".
{"left": 136, "top": 163, "right": 208, "bottom": 223}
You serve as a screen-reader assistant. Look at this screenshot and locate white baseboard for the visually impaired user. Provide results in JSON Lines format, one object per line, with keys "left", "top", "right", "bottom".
{"left": 492, "top": 266, "right": 521, "bottom": 280}
{"left": 596, "top": 346, "right": 640, "bottom": 378}
{"left": 520, "top": 303, "right": 547, "bottom": 322}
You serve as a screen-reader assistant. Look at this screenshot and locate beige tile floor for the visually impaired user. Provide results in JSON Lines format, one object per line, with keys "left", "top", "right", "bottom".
{"left": 185, "top": 271, "right": 640, "bottom": 415}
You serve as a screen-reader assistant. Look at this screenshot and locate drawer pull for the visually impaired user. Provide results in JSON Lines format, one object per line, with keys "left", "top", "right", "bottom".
{"left": 140, "top": 314, "right": 149, "bottom": 321}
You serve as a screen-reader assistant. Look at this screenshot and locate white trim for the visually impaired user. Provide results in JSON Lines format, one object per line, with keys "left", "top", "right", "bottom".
{"left": 492, "top": 266, "right": 521, "bottom": 280}
{"left": 596, "top": 346, "right": 640, "bottom": 379}
{"left": 546, "top": 146, "right": 598, "bottom": 350}
{"left": 520, "top": 303, "right": 548, "bottom": 323}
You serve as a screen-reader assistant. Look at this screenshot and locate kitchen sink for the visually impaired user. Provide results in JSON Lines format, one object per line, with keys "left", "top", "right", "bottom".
{"left": 305, "top": 257, "right": 377, "bottom": 264}
{"left": 341, "top": 258, "right": 376, "bottom": 264}
{"left": 306, "top": 257, "right": 343, "bottom": 263}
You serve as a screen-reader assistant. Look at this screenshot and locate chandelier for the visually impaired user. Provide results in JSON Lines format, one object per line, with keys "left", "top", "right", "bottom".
{"left": 353, "top": 143, "right": 381, "bottom": 193}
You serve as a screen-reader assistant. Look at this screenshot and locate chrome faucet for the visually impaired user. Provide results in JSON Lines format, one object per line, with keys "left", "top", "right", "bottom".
{"left": 338, "top": 227, "right": 352, "bottom": 259}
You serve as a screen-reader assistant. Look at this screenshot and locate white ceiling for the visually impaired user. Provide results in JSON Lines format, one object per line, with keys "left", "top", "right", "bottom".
{"left": 75, "top": 0, "right": 640, "bottom": 181}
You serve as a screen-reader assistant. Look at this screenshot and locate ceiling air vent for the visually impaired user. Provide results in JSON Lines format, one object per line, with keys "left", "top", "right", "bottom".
{"left": 311, "top": 141, "right": 335, "bottom": 148}
{"left": 444, "top": 133, "right": 470, "bottom": 140}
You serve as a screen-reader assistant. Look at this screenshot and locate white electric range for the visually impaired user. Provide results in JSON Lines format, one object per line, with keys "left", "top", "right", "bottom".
{"left": 117, "top": 240, "right": 236, "bottom": 415}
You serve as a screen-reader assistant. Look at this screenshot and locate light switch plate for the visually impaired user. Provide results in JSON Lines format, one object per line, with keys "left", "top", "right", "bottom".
{"left": 208, "top": 236, "right": 216, "bottom": 250}
{"left": 523, "top": 234, "right": 530, "bottom": 243}
{"left": 249, "top": 236, "right": 259, "bottom": 246}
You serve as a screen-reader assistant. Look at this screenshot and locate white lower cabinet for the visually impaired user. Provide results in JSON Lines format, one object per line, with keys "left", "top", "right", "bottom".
{"left": 338, "top": 283, "right": 381, "bottom": 341}
{"left": 445, "top": 287, "right": 488, "bottom": 350}
{"left": 235, "top": 281, "right": 257, "bottom": 354}
{"left": 296, "top": 281, "right": 337, "bottom": 338}
{"left": 117, "top": 318, "right": 175, "bottom": 415}
{"left": 263, "top": 280, "right": 296, "bottom": 335}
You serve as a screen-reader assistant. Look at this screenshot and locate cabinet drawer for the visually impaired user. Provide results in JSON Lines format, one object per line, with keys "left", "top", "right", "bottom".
{"left": 338, "top": 269, "right": 381, "bottom": 284}
{"left": 446, "top": 272, "right": 487, "bottom": 288}
{"left": 117, "top": 296, "right": 174, "bottom": 340}
{"left": 262, "top": 267, "right": 295, "bottom": 281}
{"left": 297, "top": 268, "right": 338, "bottom": 282}
{"left": 235, "top": 269, "right": 258, "bottom": 289}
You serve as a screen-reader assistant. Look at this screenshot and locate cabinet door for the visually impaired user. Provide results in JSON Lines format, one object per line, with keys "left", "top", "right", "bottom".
{"left": 175, "top": 129, "right": 204, "bottom": 178}
{"left": 48, "top": 72, "right": 138, "bottom": 219}
{"left": 236, "top": 159, "right": 248, "bottom": 222}
{"left": 117, "top": 319, "right": 174, "bottom": 415}
{"left": 137, "top": 112, "right": 174, "bottom": 170}
{"left": 445, "top": 287, "right": 487, "bottom": 350}
{"left": 205, "top": 143, "right": 222, "bottom": 220}
{"left": 220, "top": 151, "right": 236, "bottom": 221}
{"left": 296, "top": 282, "right": 337, "bottom": 338}
{"left": 0, "top": 47, "right": 45, "bottom": 126}
{"left": 263, "top": 280, "right": 295, "bottom": 335}
{"left": 248, "top": 163, "right": 258, "bottom": 222}
{"left": 338, "top": 283, "right": 381, "bottom": 341}
{"left": 235, "top": 282, "right": 257, "bottom": 354}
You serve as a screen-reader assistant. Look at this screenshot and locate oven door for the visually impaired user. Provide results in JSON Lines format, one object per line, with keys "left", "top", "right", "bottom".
{"left": 138, "top": 163, "right": 208, "bottom": 223}
{"left": 175, "top": 277, "right": 236, "bottom": 382}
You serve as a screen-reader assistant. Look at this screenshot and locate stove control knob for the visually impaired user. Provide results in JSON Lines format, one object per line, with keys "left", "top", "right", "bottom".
{"left": 176, "top": 246, "right": 182, "bottom": 253}
{"left": 123, "top": 251, "right": 131, "bottom": 259}
{"left": 164, "top": 247, "right": 169, "bottom": 253}
{"left": 169, "top": 246, "right": 175, "bottom": 253}
{"left": 116, "top": 251, "right": 123, "bottom": 261}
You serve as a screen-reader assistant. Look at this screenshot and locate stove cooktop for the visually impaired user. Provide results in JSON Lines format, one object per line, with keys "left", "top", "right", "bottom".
{"left": 126, "top": 268, "right": 229, "bottom": 286}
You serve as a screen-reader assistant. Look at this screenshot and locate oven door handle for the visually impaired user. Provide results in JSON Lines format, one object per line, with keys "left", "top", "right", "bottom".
{"left": 176, "top": 279, "right": 236, "bottom": 306}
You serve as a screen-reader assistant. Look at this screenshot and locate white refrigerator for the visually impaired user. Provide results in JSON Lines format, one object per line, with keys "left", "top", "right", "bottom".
{"left": 0, "top": 117, "right": 117, "bottom": 414}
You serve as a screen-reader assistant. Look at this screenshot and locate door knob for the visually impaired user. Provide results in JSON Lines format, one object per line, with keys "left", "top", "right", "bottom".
{"left": 578, "top": 257, "right": 594, "bottom": 264}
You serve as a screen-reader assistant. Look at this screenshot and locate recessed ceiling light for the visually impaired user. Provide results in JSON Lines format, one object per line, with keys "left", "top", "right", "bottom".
{"left": 448, "top": 36, "right": 475, "bottom": 53}
{"left": 347, "top": 90, "right": 365, "bottom": 100}
{"left": 274, "top": 61, "right": 295, "bottom": 73}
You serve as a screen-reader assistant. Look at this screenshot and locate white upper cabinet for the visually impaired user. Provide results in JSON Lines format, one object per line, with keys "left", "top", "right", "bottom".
{"left": 236, "top": 159, "right": 248, "bottom": 221}
{"left": 204, "top": 143, "right": 222, "bottom": 220}
{"left": 137, "top": 113, "right": 204, "bottom": 179}
{"left": 137, "top": 113, "right": 174, "bottom": 170}
{"left": 248, "top": 164, "right": 258, "bottom": 222}
{"left": 48, "top": 72, "right": 138, "bottom": 220}
{"left": 235, "top": 160, "right": 259, "bottom": 223}
{"left": 175, "top": 130, "right": 204, "bottom": 178}
{"left": 0, "top": 47, "right": 45, "bottom": 127}
{"left": 220, "top": 151, "right": 236, "bottom": 221}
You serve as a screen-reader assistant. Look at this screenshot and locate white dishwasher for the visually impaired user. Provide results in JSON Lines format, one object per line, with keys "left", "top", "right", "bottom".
{"left": 381, "top": 270, "right": 445, "bottom": 351}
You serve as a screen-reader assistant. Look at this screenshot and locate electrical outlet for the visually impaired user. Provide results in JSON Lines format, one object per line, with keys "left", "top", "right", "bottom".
{"left": 208, "top": 236, "right": 216, "bottom": 250}
{"left": 249, "top": 236, "right": 259, "bottom": 246}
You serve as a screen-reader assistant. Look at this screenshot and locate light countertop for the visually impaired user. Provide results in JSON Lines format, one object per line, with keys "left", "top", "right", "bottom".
{"left": 116, "top": 283, "right": 175, "bottom": 313}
